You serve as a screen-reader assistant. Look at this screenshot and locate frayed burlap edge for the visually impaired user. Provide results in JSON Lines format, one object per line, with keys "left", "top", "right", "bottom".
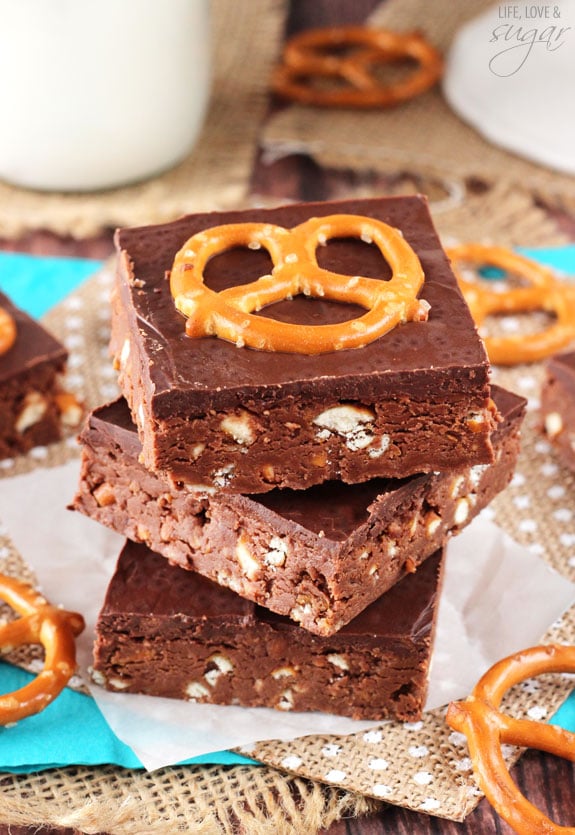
{"left": 0, "top": 764, "right": 381, "bottom": 835}
{"left": 429, "top": 181, "right": 571, "bottom": 248}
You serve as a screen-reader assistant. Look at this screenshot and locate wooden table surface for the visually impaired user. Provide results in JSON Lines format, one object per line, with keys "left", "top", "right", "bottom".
{"left": 1, "top": 1, "right": 574, "bottom": 832}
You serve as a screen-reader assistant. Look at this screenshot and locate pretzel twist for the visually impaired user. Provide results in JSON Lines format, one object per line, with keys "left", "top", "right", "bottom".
{"left": 448, "top": 243, "right": 575, "bottom": 365}
{"left": 272, "top": 25, "right": 443, "bottom": 108}
{"left": 170, "top": 214, "right": 428, "bottom": 354}
{"left": 0, "top": 306, "right": 17, "bottom": 356}
{"left": 447, "top": 644, "right": 575, "bottom": 834}
{"left": 0, "top": 573, "right": 85, "bottom": 724}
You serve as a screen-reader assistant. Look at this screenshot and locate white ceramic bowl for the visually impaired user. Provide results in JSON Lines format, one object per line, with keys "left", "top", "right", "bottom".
{"left": 443, "top": 0, "right": 575, "bottom": 175}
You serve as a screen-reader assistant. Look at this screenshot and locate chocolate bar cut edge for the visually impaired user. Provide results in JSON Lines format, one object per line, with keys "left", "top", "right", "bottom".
{"left": 72, "top": 385, "right": 526, "bottom": 636}
{"left": 92, "top": 540, "right": 446, "bottom": 721}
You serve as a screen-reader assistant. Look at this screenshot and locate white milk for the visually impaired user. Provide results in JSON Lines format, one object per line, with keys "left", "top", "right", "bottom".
{"left": 0, "top": 0, "right": 211, "bottom": 191}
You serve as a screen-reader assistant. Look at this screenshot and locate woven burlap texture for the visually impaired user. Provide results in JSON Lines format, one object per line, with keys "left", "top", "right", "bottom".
{"left": 0, "top": 762, "right": 381, "bottom": 835}
{"left": 0, "top": 252, "right": 574, "bottom": 829}
{"left": 262, "top": 0, "right": 575, "bottom": 212}
{"left": 0, "top": 0, "right": 287, "bottom": 239}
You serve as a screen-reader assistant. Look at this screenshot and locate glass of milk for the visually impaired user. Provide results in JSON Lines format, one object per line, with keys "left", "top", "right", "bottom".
{"left": 0, "top": 0, "right": 211, "bottom": 191}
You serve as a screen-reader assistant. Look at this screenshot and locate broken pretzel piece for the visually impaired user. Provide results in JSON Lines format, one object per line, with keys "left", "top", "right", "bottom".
{"left": 0, "top": 573, "right": 85, "bottom": 724}
{"left": 447, "top": 644, "right": 575, "bottom": 834}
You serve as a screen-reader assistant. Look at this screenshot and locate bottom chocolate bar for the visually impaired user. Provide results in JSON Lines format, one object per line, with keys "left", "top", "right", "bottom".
{"left": 92, "top": 540, "right": 446, "bottom": 721}
{"left": 541, "top": 351, "right": 575, "bottom": 472}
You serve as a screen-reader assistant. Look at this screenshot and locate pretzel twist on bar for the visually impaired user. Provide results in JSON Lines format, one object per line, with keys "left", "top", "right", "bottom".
{"left": 0, "top": 306, "right": 17, "bottom": 356}
{"left": 0, "top": 573, "right": 85, "bottom": 724}
{"left": 447, "top": 644, "right": 575, "bottom": 834}
{"left": 272, "top": 25, "right": 443, "bottom": 108}
{"left": 170, "top": 214, "right": 428, "bottom": 354}
{"left": 448, "top": 243, "right": 575, "bottom": 365}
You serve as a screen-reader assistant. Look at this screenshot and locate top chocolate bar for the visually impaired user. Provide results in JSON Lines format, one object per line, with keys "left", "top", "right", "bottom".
{"left": 112, "top": 196, "right": 495, "bottom": 493}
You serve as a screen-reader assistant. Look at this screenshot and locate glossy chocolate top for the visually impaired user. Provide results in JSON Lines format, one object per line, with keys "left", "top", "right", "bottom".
{"left": 0, "top": 291, "right": 67, "bottom": 382}
{"left": 84, "top": 384, "right": 525, "bottom": 540}
{"left": 103, "top": 539, "right": 444, "bottom": 641}
{"left": 115, "top": 196, "right": 490, "bottom": 416}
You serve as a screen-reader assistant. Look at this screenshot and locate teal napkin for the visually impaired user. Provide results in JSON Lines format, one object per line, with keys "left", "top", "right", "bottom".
{"left": 0, "top": 663, "right": 257, "bottom": 773}
{"left": 0, "top": 247, "right": 573, "bottom": 771}
{"left": 0, "top": 251, "right": 103, "bottom": 318}
{"left": 553, "top": 690, "right": 575, "bottom": 732}
{"left": 518, "top": 244, "right": 575, "bottom": 275}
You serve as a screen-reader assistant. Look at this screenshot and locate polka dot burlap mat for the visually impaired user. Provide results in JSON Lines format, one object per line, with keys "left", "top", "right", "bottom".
{"left": 0, "top": 249, "right": 574, "bottom": 832}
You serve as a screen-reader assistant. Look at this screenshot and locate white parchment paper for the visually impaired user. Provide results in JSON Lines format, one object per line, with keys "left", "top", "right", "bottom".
{"left": 0, "top": 460, "right": 574, "bottom": 770}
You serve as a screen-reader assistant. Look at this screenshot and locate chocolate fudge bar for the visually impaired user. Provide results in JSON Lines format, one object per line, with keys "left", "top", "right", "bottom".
{"left": 111, "top": 195, "right": 496, "bottom": 493}
{"left": 0, "top": 291, "right": 82, "bottom": 460}
{"left": 72, "top": 386, "right": 524, "bottom": 636}
{"left": 92, "top": 540, "right": 446, "bottom": 721}
{"left": 541, "top": 351, "right": 575, "bottom": 471}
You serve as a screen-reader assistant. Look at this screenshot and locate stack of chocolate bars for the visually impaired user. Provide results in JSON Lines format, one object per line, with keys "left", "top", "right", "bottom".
{"left": 72, "top": 196, "right": 526, "bottom": 721}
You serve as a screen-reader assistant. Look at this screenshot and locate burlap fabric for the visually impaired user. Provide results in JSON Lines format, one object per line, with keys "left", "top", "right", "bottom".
{"left": 0, "top": 0, "right": 287, "bottom": 239}
{"left": 1, "top": 2, "right": 574, "bottom": 821}
{"left": 0, "top": 221, "right": 574, "bottom": 830}
{"left": 261, "top": 0, "right": 575, "bottom": 242}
